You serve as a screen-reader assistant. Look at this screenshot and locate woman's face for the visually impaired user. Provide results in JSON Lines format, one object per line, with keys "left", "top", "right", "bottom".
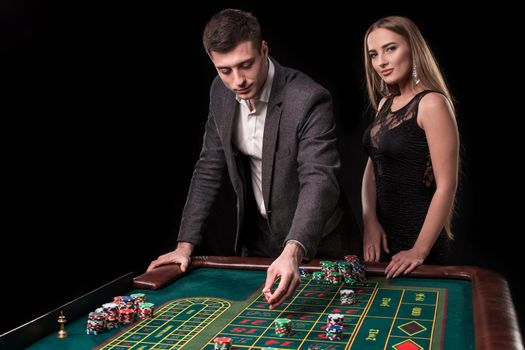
{"left": 367, "top": 28, "right": 412, "bottom": 87}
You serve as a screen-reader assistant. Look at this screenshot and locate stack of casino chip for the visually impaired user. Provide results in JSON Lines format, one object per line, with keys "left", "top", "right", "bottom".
{"left": 344, "top": 273, "right": 358, "bottom": 285}
{"left": 340, "top": 289, "right": 356, "bottom": 305}
{"left": 327, "top": 271, "right": 342, "bottom": 284}
{"left": 102, "top": 303, "right": 119, "bottom": 329}
{"left": 113, "top": 296, "right": 128, "bottom": 312}
{"left": 326, "top": 324, "right": 343, "bottom": 340}
{"left": 86, "top": 311, "right": 106, "bottom": 335}
{"left": 118, "top": 308, "right": 135, "bottom": 324}
{"left": 353, "top": 262, "right": 366, "bottom": 282}
{"left": 340, "top": 255, "right": 366, "bottom": 284}
{"left": 337, "top": 261, "right": 351, "bottom": 275}
{"left": 326, "top": 314, "right": 344, "bottom": 340}
{"left": 320, "top": 260, "right": 337, "bottom": 282}
{"left": 131, "top": 293, "right": 146, "bottom": 307}
{"left": 86, "top": 293, "right": 152, "bottom": 335}
{"left": 312, "top": 271, "right": 325, "bottom": 283}
{"left": 213, "top": 337, "right": 232, "bottom": 349}
{"left": 120, "top": 296, "right": 135, "bottom": 309}
{"left": 113, "top": 295, "right": 135, "bottom": 310}
{"left": 136, "top": 302, "right": 155, "bottom": 319}
{"left": 344, "top": 255, "right": 359, "bottom": 263}
{"left": 327, "top": 313, "right": 344, "bottom": 327}
{"left": 274, "top": 318, "right": 293, "bottom": 337}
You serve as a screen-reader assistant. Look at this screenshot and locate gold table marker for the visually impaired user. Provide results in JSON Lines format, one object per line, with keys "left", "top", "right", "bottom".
{"left": 57, "top": 311, "right": 68, "bottom": 338}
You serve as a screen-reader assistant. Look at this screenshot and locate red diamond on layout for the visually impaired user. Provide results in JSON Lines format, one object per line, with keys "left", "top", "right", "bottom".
{"left": 392, "top": 339, "right": 424, "bottom": 350}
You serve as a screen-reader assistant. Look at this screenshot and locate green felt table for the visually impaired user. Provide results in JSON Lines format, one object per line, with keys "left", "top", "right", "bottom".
{"left": 2, "top": 257, "right": 522, "bottom": 349}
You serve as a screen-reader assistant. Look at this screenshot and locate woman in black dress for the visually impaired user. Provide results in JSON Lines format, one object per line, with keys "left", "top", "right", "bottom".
{"left": 361, "top": 16, "right": 459, "bottom": 278}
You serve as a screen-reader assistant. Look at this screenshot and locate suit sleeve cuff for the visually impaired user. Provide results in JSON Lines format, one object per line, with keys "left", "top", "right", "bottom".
{"left": 286, "top": 239, "right": 310, "bottom": 261}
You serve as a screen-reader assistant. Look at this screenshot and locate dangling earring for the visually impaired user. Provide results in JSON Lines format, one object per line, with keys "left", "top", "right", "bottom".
{"left": 412, "top": 61, "right": 421, "bottom": 85}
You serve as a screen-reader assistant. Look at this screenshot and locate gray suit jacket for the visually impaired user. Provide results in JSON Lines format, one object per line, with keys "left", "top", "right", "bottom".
{"left": 178, "top": 58, "right": 347, "bottom": 258}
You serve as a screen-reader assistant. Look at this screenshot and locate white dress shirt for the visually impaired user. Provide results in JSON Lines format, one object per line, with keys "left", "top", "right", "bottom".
{"left": 232, "top": 59, "right": 308, "bottom": 258}
{"left": 233, "top": 59, "right": 275, "bottom": 218}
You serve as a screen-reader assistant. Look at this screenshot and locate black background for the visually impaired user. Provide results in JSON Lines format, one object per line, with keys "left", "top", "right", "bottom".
{"left": 1, "top": 0, "right": 522, "bottom": 339}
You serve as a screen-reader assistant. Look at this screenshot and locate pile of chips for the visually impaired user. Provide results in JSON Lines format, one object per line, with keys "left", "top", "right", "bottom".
{"left": 213, "top": 337, "right": 232, "bottom": 349}
{"left": 274, "top": 318, "right": 293, "bottom": 337}
{"left": 317, "top": 256, "right": 366, "bottom": 285}
{"left": 86, "top": 293, "right": 154, "bottom": 335}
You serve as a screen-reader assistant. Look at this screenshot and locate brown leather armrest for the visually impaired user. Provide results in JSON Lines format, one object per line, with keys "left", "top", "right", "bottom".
{"left": 133, "top": 264, "right": 196, "bottom": 290}
{"left": 132, "top": 256, "right": 276, "bottom": 289}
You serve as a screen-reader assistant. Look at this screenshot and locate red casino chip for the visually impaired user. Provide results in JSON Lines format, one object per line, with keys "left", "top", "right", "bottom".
{"left": 263, "top": 288, "right": 273, "bottom": 302}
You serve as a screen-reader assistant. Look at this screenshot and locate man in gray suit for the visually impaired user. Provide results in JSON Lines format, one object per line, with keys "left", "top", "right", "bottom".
{"left": 148, "top": 8, "right": 360, "bottom": 309}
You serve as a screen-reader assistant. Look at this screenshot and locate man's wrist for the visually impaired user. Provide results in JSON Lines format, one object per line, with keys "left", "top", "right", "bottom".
{"left": 285, "top": 240, "right": 308, "bottom": 261}
{"left": 176, "top": 241, "right": 194, "bottom": 255}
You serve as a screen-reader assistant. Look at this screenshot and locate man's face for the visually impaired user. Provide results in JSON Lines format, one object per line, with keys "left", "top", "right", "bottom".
{"left": 210, "top": 40, "right": 269, "bottom": 101}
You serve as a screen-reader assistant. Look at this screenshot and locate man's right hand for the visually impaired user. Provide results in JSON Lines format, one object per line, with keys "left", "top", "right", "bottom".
{"left": 146, "top": 242, "right": 194, "bottom": 272}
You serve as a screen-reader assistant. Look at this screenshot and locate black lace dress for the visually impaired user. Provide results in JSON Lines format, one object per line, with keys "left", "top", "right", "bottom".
{"left": 362, "top": 90, "right": 449, "bottom": 264}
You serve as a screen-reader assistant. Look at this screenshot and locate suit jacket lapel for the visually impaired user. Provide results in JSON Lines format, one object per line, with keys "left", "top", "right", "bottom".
{"left": 220, "top": 93, "right": 241, "bottom": 190}
{"left": 262, "top": 59, "right": 284, "bottom": 212}
{"left": 222, "top": 96, "right": 237, "bottom": 151}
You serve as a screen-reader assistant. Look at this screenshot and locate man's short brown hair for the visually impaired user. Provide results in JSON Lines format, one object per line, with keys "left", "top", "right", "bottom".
{"left": 203, "top": 9, "right": 262, "bottom": 54}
